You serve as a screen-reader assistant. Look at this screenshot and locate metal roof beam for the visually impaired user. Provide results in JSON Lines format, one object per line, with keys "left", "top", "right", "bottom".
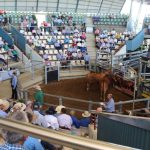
{"left": 97, "top": 0, "right": 104, "bottom": 14}
{"left": 56, "top": 0, "right": 60, "bottom": 12}
{"left": 36, "top": 0, "right": 39, "bottom": 12}
{"left": 75, "top": 0, "right": 80, "bottom": 12}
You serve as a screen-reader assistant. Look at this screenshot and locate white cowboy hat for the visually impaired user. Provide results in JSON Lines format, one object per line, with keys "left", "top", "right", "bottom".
{"left": 82, "top": 111, "right": 91, "bottom": 117}
{"left": 34, "top": 85, "right": 41, "bottom": 91}
{"left": 0, "top": 99, "right": 10, "bottom": 111}
{"left": 55, "top": 105, "right": 65, "bottom": 114}
{"left": 13, "top": 102, "right": 26, "bottom": 111}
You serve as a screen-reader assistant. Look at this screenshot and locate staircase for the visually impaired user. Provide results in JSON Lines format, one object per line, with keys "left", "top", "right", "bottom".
{"left": 86, "top": 17, "right": 97, "bottom": 63}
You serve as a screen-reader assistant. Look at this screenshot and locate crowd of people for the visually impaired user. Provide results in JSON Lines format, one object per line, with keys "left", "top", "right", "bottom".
{"left": 94, "top": 28, "right": 135, "bottom": 53}
{"left": 0, "top": 37, "right": 19, "bottom": 66}
{"left": 0, "top": 80, "right": 115, "bottom": 149}
{"left": 22, "top": 25, "right": 90, "bottom": 67}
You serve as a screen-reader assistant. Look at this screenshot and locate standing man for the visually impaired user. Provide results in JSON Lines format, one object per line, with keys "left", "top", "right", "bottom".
{"left": 100, "top": 94, "right": 115, "bottom": 113}
{"left": 84, "top": 53, "right": 90, "bottom": 70}
{"left": 34, "top": 85, "right": 44, "bottom": 108}
{"left": 11, "top": 71, "right": 18, "bottom": 100}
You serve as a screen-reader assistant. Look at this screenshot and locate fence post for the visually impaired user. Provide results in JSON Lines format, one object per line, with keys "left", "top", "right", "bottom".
{"left": 31, "top": 63, "right": 34, "bottom": 80}
{"left": 57, "top": 64, "right": 60, "bottom": 81}
{"left": 24, "top": 90, "right": 28, "bottom": 103}
{"left": 88, "top": 101, "right": 93, "bottom": 112}
{"left": 147, "top": 100, "right": 150, "bottom": 110}
{"left": 118, "top": 101, "right": 123, "bottom": 113}
{"left": 45, "top": 65, "right": 47, "bottom": 84}
{"left": 59, "top": 97, "right": 63, "bottom": 105}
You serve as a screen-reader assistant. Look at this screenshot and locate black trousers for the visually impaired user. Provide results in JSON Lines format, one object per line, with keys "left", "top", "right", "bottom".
{"left": 11, "top": 87, "right": 18, "bottom": 100}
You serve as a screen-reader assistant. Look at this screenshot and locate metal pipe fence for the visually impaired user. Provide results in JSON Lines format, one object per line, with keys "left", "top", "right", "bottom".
{"left": 0, "top": 118, "right": 135, "bottom": 150}
{"left": 21, "top": 89, "right": 150, "bottom": 114}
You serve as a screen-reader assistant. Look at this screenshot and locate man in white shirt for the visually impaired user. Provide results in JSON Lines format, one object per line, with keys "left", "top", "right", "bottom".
{"left": 57, "top": 108, "right": 72, "bottom": 130}
{"left": 32, "top": 103, "right": 46, "bottom": 126}
{"left": 43, "top": 108, "right": 59, "bottom": 130}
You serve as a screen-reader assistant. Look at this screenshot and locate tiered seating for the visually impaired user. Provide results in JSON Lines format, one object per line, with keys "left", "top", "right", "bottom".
{"left": 93, "top": 14, "right": 128, "bottom": 26}
{"left": 23, "top": 28, "right": 87, "bottom": 66}
{"left": 0, "top": 35, "right": 20, "bottom": 65}
{"left": 47, "top": 13, "right": 86, "bottom": 26}
{"left": 5, "top": 12, "right": 36, "bottom": 25}
{"left": 0, "top": 37, "right": 11, "bottom": 64}
{"left": 95, "top": 29, "right": 133, "bottom": 54}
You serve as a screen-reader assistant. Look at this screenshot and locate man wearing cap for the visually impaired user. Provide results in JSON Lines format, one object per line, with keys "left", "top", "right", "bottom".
{"left": 34, "top": 85, "right": 44, "bottom": 107}
{"left": 0, "top": 99, "right": 9, "bottom": 118}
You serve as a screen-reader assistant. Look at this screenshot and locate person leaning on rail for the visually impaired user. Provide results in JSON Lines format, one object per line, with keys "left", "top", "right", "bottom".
{"left": 100, "top": 93, "right": 115, "bottom": 113}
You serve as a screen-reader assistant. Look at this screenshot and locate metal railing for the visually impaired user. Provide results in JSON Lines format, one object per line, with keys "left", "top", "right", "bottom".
{"left": 22, "top": 89, "right": 150, "bottom": 114}
{"left": 0, "top": 118, "right": 135, "bottom": 150}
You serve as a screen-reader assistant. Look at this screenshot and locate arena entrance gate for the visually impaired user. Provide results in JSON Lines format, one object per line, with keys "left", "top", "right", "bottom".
{"left": 45, "top": 65, "right": 59, "bottom": 84}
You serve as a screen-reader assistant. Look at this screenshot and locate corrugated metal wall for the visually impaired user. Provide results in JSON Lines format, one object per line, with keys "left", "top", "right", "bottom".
{"left": 97, "top": 114, "right": 150, "bottom": 150}
{"left": 11, "top": 26, "right": 26, "bottom": 53}
{"left": 0, "top": 27, "right": 13, "bottom": 46}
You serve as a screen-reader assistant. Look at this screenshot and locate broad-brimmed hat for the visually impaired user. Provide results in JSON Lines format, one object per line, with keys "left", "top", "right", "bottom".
{"left": 34, "top": 85, "right": 41, "bottom": 91}
{"left": 0, "top": 99, "right": 10, "bottom": 111}
{"left": 55, "top": 105, "right": 65, "bottom": 114}
{"left": 82, "top": 111, "right": 91, "bottom": 117}
{"left": 13, "top": 102, "right": 26, "bottom": 111}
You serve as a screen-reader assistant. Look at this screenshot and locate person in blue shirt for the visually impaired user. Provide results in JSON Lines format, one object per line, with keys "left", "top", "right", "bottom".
{"left": 11, "top": 71, "right": 18, "bottom": 100}
{"left": 64, "top": 37, "right": 69, "bottom": 44}
{"left": 24, "top": 136, "right": 44, "bottom": 150}
{"left": 100, "top": 94, "right": 115, "bottom": 113}
{"left": 84, "top": 53, "right": 90, "bottom": 70}
{"left": 80, "top": 111, "right": 91, "bottom": 127}
{"left": 0, "top": 99, "right": 9, "bottom": 118}
{"left": 70, "top": 110, "right": 80, "bottom": 128}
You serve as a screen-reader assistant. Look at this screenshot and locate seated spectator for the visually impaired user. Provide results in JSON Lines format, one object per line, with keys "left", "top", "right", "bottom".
{"left": 25, "top": 101, "right": 33, "bottom": 114}
{"left": 47, "top": 36, "right": 52, "bottom": 45}
{"left": 0, "top": 111, "right": 28, "bottom": 150}
{"left": 55, "top": 105, "right": 65, "bottom": 117}
{"left": 43, "top": 106, "right": 59, "bottom": 130}
{"left": 57, "top": 52, "right": 63, "bottom": 61}
{"left": 3, "top": 42, "right": 9, "bottom": 51}
{"left": 57, "top": 108, "right": 72, "bottom": 130}
{"left": 80, "top": 32, "right": 86, "bottom": 40}
{"left": 74, "top": 27, "right": 79, "bottom": 34}
{"left": 72, "top": 52, "right": 77, "bottom": 60}
{"left": 51, "top": 36, "right": 57, "bottom": 44}
{"left": 11, "top": 102, "right": 26, "bottom": 113}
{"left": 100, "top": 94, "right": 115, "bottom": 113}
{"left": 0, "top": 39, "right": 4, "bottom": 48}
{"left": 32, "top": 102, "right": 45, "bottom": 126}
{"left": 77, "top": 51, "right": 83, "bottom": 60}
{"left": 0, "top": 54, "right": 7, "bottom": 65}
{"left": 11, "top": 49, "right": 19, "bottom": 62}
{"left": 54, "top": 41, "right": 61, "bottom": 50}
{"left": 24, "top": 136, "right": 44, "bottom": 150}
{"left": 70, "top": 110, "right": 80, "bottom": 128}
{"left": 0, "top": 99, "right": 9, "bottom": 118}
{"left": 64, "top": 37, "right": 69, "bottom": 44}
{"left": 80, "top": 111, "right": 91, "bottom": 127}
{"left": 43, "top": 52, "right": 48, "bottom": 60}
{"left": 95, "top": 28, "right": 100, "bottom": 36}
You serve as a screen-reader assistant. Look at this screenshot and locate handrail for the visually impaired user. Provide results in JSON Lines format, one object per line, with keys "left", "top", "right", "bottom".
{"left": 0, "top": 118, "right": 135, "bottom": 150}
{"left": 115, "top": 98, "right": 150, "bottom": 105}
{"left": 27, "top": 89, "right": 150, "bottom": 112}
